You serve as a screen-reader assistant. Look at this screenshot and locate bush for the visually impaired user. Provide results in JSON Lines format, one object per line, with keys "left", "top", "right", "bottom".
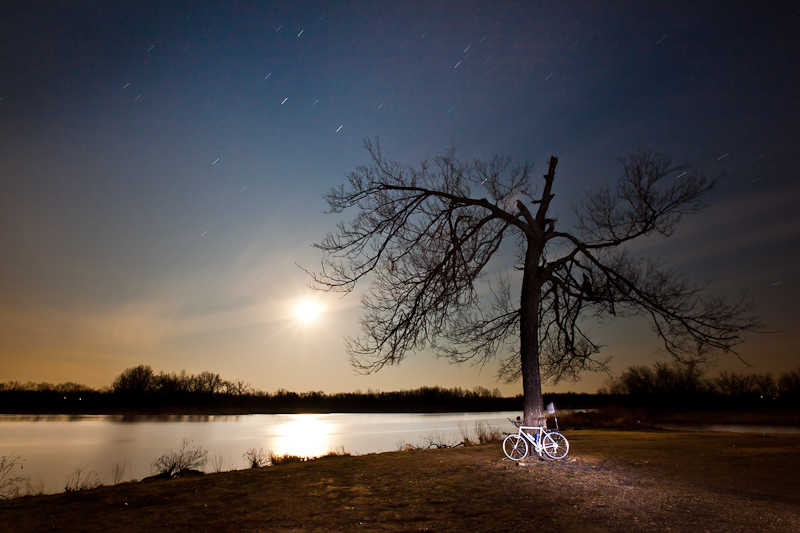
{"left": 474, "top": 421, "right": 502, "bottom": 444}
{"left": 24, "top": 478, "right": 44, "bottom": 497}
{"left": 243, "top": 446, "right": 271, "bottom": 468}
{"left": 64, "top": 464, "right": 102, "bottom": 492}
{"left": 209, "top": 455, "right": 227, "bottom": 473}
{"left": 457, "top": 423, "right": 475, "bottom": 446}
{"left": 267, "top": 451, "right": 307, "bottom": 466}
{"left": 151, "top": 438, "right": 208, "bottom": 478}
{"left": 422, "top": 430, "right": 461, "bottom": 449}
{"left": 321, "top": 446, "right": 351, "bottom": 458}
{"left": 111, "top": 461, "right": 131, "bottom": 484}
{"left": 0, "top": 454, "right": 28, "bottom": 500}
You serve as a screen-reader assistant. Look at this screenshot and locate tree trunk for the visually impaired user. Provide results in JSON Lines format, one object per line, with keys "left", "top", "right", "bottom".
{"left": 521, "top": 343, "right": 544, "bottom": 425}
{"left": 519, "top": 239, "right": 545, "bottom": 425}
{"left": 518, "top": 156, "right": 559, "bottom": 425}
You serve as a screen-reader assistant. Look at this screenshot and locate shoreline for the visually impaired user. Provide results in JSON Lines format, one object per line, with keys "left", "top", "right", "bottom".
{"left": 2, "top": 406, "right": 799, "bottom": 426}
{"left": 2, "top": 430, "right": 799, "bottom": 532}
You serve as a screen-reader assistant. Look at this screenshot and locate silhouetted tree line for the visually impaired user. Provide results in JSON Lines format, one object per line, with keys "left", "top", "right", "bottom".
{"left": 599, "top": 361, "right": 800, "bottom": 410}
{"left": 0, "top": 365, "right": 528, "bottom": 414}
{"left": 110, "top": 366, "right": 251, "bottom": 397}
{"left": 2, "top": 363, "right": 798, "bottom": 415}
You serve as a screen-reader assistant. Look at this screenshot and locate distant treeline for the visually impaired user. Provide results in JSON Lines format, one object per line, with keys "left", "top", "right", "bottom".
{"left": 0, "top": 365, "right": 528, "bottom": 414}
{"left": 1, "top": 362, "right": 799, "bottom": 415}
{"left": 599, "top": 361, "right": 800, "bottom": 411}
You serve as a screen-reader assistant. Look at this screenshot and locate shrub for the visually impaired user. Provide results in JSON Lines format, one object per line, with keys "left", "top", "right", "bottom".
{"left": 209, "top": 455, "right": 228, "bottom": 473}
{"left": 64, "top": 464, "right": 102, "bottom": 492}
{"left": 457, "top": 423, "right": 475, "bottom": 446}
{"left": 0, "top": 454, "right": 28, "bottom": 500}
{"left": 321, "top": 446, "right": 350, "bottom": 458}
{"left": 24, "top": 478, "right": 44, "bottom": 497}
{"left": 111, "top": 461, "right": 131, "bottom": 485}
{"left": 267, "top": 451, "right": 307, "bottom": 465}
{"left": 151, "top": 438, "right": 208, "bottom": 478}
{"left": 475, "top": 421, "right": 502, "bottom": 444}
{"left": 422, "top": 430, "right": 461, "bottom": 449}
{"left": 242, "top": 446, "right": 271, "bottom": 468}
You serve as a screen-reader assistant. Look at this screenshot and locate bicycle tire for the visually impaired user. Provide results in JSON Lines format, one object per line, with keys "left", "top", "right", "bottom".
{"left": 542, "top": 431, "right": 569, "bottom": 460}
{"left": 502, "top": 434, "right": 528, "bottom": 461}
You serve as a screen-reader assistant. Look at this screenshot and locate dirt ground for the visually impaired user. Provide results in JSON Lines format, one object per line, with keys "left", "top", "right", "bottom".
{"left": 1, "top": 429, "right": 799, "bottom": 532}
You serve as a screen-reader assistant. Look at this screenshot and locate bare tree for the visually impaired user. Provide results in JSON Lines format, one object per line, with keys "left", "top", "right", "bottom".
{"left": 112, "top": 365, "right": 155, "bottom": 394}
{"left": 308, "top": 140, "right": 759, "bottom": 423}
{"left": 192, "top": 371, "right": 224, "bottom": 394}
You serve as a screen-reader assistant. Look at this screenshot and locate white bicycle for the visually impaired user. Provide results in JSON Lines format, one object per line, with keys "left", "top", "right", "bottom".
{"left": 502, "top": 416, "right": 569, "bottom": 460}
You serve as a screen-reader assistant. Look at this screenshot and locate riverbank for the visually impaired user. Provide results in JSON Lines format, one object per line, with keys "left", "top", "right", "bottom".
{"left": 1, "top": 429, "right": 798, "bottom": 532}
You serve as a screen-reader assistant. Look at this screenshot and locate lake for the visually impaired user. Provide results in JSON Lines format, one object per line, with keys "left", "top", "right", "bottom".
{"left": 5, "top": 411, "right": 798, "bottom": 496}
{"left": 0, "top": 411, "right": 517, "bottom": 495}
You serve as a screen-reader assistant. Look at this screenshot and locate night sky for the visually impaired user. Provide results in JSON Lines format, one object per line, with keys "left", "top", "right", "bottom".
{"left": 2, "top": 1, "right": 798, "bottom": 395}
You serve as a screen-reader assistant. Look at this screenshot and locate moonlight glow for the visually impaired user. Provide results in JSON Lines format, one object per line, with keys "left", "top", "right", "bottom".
{"left": 294, "top": 300, "right": 324, "bottom": 324}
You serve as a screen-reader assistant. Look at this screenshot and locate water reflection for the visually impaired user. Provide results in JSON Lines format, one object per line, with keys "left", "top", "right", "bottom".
{"left": 0, "top": 411, "right": 517, "bottom": 494}
{"left": 117, "top": 414, "right": 236, "bottom": 423}
{"left": 271, "top": 414, "right": 332, "bottom": 457}
{"left": 0, "top": 414, "right": 103, "bottom": 422}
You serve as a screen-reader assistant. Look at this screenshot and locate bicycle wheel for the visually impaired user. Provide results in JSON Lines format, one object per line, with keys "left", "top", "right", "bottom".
{"left": 502, "top": 434, "right": 528, "bottom": 461}
{"left": 542, "top": 431, "right": 569, "bottom": 460}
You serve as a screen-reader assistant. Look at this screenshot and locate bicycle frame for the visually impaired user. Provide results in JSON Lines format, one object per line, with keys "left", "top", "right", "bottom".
{"left": 503, "top": 416, "right": 569, "bottom": 460}
{"left": 516, "top": 424, "right": 548, "bottom": 455}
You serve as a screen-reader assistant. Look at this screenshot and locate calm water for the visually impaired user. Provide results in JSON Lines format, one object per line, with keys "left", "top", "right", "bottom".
{"left": 0, "top": 411, "right": 517, "bottom": 495}
{"left": 5, "top": 412, "right": 798, "bottom": 496}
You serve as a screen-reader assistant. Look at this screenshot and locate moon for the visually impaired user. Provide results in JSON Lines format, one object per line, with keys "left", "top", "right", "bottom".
{"left": 294, "top": 300, "right": 324, "bottom": 323}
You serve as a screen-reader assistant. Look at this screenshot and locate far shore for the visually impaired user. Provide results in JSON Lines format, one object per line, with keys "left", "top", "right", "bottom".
{"left": 3, "top": 404, "right": 798, "bottom": 429}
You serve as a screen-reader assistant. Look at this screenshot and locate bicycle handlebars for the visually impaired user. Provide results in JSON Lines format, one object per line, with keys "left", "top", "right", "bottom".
{"left": 508, "top": 415, "right": 549, "bottom": 427}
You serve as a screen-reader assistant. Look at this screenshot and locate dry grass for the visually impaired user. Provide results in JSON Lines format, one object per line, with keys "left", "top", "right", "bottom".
{"left": 0, "top": 429, "right": 799, "bottom": 532}
{"left": 0, "top": 454, "right": 27, "bottom": 500}
{"left": 63, "top": 464, "right": 102, "bottom": 493}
